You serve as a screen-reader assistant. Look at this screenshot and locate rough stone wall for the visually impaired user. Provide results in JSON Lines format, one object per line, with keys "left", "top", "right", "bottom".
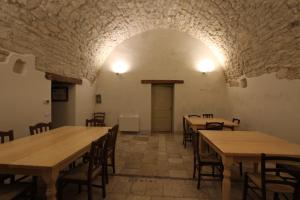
{"left": 0, "top": 0, "right": 299, "bottom": 82}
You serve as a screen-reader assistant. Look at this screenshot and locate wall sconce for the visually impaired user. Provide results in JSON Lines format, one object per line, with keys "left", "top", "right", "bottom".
{"left": 196, "top": 59, "right": 215, "bottom": 74}
{"left": 112, "top": 60, "right": 129, "bottom": 75}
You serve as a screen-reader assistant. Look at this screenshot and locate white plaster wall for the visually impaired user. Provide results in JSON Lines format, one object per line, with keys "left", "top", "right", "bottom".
{"left": 227, "top": 74, "right": 300, "bottom": 144}
{"left": 95, "top": 29, "right": 231, "bottom": 132}
{"left": 74, "top": 79, "right": 96, "bottom": 126}
{"left": 0, "top": 52, "right": 51, "bottom": 138}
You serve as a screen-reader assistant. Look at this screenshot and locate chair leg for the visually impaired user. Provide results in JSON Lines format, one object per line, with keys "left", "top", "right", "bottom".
{"left": 197, "top": 165, "right": 202, "bottom": 189}
{"left": 273, "top": 193, "right": 279, "bottom": 200}
{"left": 239, "top": 162, "right": 243, "bottom": 176}
{"left": 87, "top": 182, "right": 93, "bottom": 200}
{"left": 32, "top": 176, "right": 38, "bottom": 197}
{"left": 242, "top": 173, "right": 248, "bottom": 200}
{"left": 10, "top": 175, "right": 15, "bottom": 183}
{"left": 78, "top": 184, "right": 82, "bottom": 194}
{"left": 105, "top": 165, "right": 109, "bottom": 184}
{"left": 193, "top": 165, "right": 196, "bottom": 179}
{"left": 112, "top": 154, "right": 116, "bottom": 174}
{"left": 101, "top": 169, "right": 106, "bottom": 198}
{"left": 56, "top": 180, "right": 63, "bottom": 200}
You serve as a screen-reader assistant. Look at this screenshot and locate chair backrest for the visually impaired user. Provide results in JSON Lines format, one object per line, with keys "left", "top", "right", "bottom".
{"left": 29, "top": 122, "right": 52, "bottom": 135}
{"left": 260, "top": 153, "right": 299, "bottom": 199}
{"left": 232, "top": 118, "right": 240, "bottom": 125}
{"left": 205, "top": 122, "right": 224, "bottom": 130}
{"left": 182, "top": 117, "right": 188, "bottom": 134}
{"left": 0, "top": 130, "right": 14, "bottom": 143}
{"left": 87, "top": 135, "right": 108, "bottom": 180}
{"left": 93, "top": 112, "right": 105, "bottom": 123}
{"left": 188, "top": 114, "right": 201, "bottom": 118}
{"left": 86, "top": 118, "right": 105, "bottom": 127}
{"left": 192, "top": 131, "right": 201, "bottom": 163}
{"left": 107, "top": 124, "right": 119, "bottom": 152}
{"left": 203, "top": 113, "right": 214, "bottom": 118}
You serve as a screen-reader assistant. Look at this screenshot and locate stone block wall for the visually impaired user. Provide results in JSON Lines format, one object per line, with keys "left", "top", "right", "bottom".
{"left": 0, "top": 0, "right": 299, "bottom": 83}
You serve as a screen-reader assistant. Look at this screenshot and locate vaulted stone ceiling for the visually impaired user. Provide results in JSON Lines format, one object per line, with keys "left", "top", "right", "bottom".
{"left": 0, "top": 0, "right": 299, "bottom": 83}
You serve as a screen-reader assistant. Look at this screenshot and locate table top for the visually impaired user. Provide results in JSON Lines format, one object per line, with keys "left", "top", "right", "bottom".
{"left": 184, "top": 116, "right": 238, "bottom": 127}
{"left": 200, "top": 130, "right": 300, "bottom": 157}
{"left": 0, "top": 126, "right": 110, "bottom": 169}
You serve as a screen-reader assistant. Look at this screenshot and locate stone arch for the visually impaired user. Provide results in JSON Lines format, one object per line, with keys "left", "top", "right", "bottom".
{"left": 0, "top": 0, "right": 299, "bottom": 82}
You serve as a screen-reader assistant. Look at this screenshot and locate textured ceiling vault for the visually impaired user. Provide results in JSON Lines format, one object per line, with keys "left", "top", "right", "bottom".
{"left": 0, "top": 0, "right": 299, "bottom": 83}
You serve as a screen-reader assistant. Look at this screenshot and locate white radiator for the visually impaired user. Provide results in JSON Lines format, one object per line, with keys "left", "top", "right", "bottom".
{"left": 119, "top": 114, "right": 140, "bottom": 132}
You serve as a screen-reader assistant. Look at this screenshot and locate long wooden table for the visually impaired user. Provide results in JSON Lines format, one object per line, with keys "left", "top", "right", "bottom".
{"left": 200, "top": 130, "right": 300, "bottom": 200}
{"left": 184, "top": 115, "right": 238, "bottom": 131}
{"left": 0, "top": 126, "right": 110, "bottom": 200}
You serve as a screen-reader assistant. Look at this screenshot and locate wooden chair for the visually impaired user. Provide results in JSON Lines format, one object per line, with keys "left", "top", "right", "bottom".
{"left": 93, "top": 112, "right": 105, "bottom": 126}
{"left": 86, "top": 118, "right": 105, "bottom": 127}
{"left": 0, "top": 130, "right": 14, "bottom": 143}
{"left": 70, "top": 119, "right": 106, "bottom": 169}
{"left": 192, "top": 131, "right": 223, "bottom": 189}
{"left": 0, "top": 130, "right": 14, "bottom": 184}
{"left": 0, "top": 130, "right": 36, "bottom": 186}
{"left": 29, "top": 122, "right": 52, "bottom": 135}
{"left": 203, "top": 113, "right": 214, "bottom": 118}
{"left": 233, "top": 118, "right": 241, "bottom": 125}
{"left": 243, "top": 154, "right": 299, "bottom": 200}
{"left": 205, "top": 122, "right": 224, "bottom": 130}
{"left": 107, "top": 124, "right": 119, "bottom": 175}
{"left": 182, "top": 116, "right": 194, "bottom": 148}
{"left": 224, "top": 117, "right": 241, "bottom": 131}
{"left": 58, "top": 135, "right": 108, "bottom": 199}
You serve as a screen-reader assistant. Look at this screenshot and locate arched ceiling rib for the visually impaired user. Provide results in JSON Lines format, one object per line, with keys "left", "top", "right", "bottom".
{"left": 0, "top": 0, "right": 299, "bottom": 83}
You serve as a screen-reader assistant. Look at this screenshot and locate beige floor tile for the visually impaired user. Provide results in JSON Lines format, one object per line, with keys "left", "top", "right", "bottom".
{"left": 145, "top": 179, "right": 164, "bottom": 196}
{"left": 57, "top": 132, "right": 244, "bottom": 200}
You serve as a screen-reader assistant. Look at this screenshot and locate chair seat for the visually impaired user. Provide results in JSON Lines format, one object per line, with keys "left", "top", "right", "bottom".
{"left": 248, "top": 173, "right": 295, "bottom": 193}
{"left": 0, "top": 183, "right": 29, "bottom": 200}
{"left": 61, "top": 163, "right": 102, "bottom": 181}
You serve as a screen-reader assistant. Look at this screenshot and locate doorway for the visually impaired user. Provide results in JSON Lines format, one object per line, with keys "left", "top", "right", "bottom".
{"left": 151, "top": 84, "right": 174, "bottom": 133}
{"left": 51, "top": 81, "right": 75, "bottom": 128}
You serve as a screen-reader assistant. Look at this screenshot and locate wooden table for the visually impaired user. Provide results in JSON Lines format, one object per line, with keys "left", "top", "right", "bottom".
{"left": 184, "top": 115, "right": 238, "bottom": 131}
{"left": 200, "top": 130, "right": 300, "bottom": 200}
{"left": 0, "top": 126, "right": 110, "bottom": 200}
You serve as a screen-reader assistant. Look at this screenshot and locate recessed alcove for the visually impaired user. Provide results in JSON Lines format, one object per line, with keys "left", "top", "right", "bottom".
{"left": 13, "top": 59, "right": 26, "bottom": 75}
{"left": 240, "top": 78, "right": 247, "bottom": 88}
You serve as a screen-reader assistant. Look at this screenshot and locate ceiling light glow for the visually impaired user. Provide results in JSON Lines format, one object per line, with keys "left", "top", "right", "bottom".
{"left": 112, "top": 60, "right": 129, "bottom": 74}
{"left": 197, "top": 59, "right": 215, "bottom": 73}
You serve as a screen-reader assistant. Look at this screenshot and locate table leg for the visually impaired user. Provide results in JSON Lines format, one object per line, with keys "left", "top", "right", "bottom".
{"left": 41, "top": 170, "right": 59, "bottom": 200}
{"left": 222, "top": 156, "right": 233, "bottom": 200}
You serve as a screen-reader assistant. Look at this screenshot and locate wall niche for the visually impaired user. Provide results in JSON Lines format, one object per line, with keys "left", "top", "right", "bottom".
{"left": 13, "top": 59, "right": 26, "bottom": 75}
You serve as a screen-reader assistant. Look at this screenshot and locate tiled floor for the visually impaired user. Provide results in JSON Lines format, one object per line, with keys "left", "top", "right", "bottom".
{"left": 59, "top": 132, "right": 244, "bottom": 200}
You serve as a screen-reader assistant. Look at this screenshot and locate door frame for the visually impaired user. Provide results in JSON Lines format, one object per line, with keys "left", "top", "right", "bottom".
{"left": 151, "top": 83, "right": 175, "bottom": 133}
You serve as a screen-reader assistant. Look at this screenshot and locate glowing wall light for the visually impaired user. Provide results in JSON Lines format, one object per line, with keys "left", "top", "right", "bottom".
{"left": 196, "top": 59, "right": 215, "bottom": 73}
{"left": 112, "top": 60, "right": 129, "bottom": 74}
